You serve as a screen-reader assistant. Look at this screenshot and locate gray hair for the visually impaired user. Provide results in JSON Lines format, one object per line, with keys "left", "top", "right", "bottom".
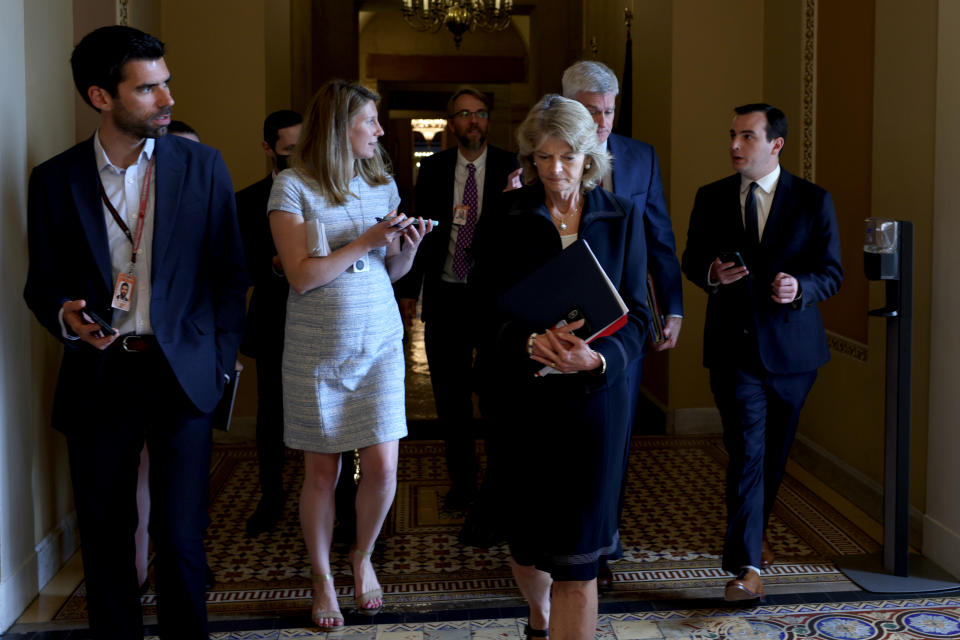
{"left": 516, "top": 94, "right": 611, "bottom": 191}
{"left": 561, "top": 60, "right": 619, "bottom": 98}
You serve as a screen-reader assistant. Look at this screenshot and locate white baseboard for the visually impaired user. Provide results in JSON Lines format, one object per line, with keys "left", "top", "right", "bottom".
{"left": 0, "top": 511, "right": 79, "bottom": 633}
{"left": 667, "top": 407, "right": 722, "bottom": 434}
{"left": 923, "top": 514, "right": 960, "bottom": 580}
{"left": 35, "top": 512, "right": 79, "bottom": 589}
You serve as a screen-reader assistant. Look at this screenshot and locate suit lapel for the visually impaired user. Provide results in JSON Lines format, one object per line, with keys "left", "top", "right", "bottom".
{"left": 70, "top": 140, "right": 113, "bottom": 291}
{"left": 607, "top": 134, "right": 626, "bottom": 198}
{"left": 151, "top": 137, "right": 187, "bottom": 268}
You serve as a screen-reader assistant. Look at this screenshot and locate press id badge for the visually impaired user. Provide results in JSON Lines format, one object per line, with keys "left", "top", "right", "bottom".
{"left": 453, "top": 204, "right": 469, "bottom": 226}
{"left": 112, "top": 272, "right": 136, "bottom": 312}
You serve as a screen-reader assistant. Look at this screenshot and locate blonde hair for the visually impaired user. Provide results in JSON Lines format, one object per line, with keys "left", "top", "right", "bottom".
{"left": 516, "top": 94, "right": 611, "bottom": 191}
{"left": 291, "top": 80, "right": 391, "bottom": 206}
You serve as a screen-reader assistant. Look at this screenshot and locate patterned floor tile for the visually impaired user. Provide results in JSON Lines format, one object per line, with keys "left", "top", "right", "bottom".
{"left": 421, "top": 628, "right": 471, "bottom": 640}
{"left": 376, "top": 631, "right": 423, "bottom": 640}
{"left": 611, "top": 620, "right": 662, "bottom": 639}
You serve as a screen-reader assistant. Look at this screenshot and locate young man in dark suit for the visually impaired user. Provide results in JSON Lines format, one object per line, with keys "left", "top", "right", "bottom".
{"left": 560, "top": 60, "right": 685, "bottom": 592}
{"left": 235, "top": 109, "right": 302, "bottom": 536}
{"left": 23, "top": 26, "right": 247, "bottom": 638}
{"left": 396, "top": 88, "right": 518, "bottom": 511}
{"left": 682, "top": 103, "right": 842, "bottom": 601}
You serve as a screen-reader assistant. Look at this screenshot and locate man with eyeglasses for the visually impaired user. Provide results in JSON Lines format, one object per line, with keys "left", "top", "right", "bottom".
{"left": 396, "top": 87, "right": 518, "bottom": 512}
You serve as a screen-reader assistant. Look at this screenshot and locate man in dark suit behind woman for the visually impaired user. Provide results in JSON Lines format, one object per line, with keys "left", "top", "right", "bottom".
{"left": 682, "top": 103, "right": 842, "bottom": 602}
{"left": 235, "top": 109, "right": 302, "bottom": 536}
{"left": 395, "top": 88, "right": 519, "bottom": 511}
{"left": 23, "top": 26, "right": 247, "bottom": 638}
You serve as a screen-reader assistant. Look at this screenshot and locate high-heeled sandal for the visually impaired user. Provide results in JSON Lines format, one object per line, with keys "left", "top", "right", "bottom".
{"left": 310, "top": 572, "right": 344, "bottom": 631}
{"left": 524, "top": 624, "right": 548, "bottom": 638}
{"left": 350, "top": 546, "right": 384, "bottom": 616}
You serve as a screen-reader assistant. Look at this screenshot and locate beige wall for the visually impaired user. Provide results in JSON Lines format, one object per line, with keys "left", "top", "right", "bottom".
{"left": 669, "top": 0, "right": 765, "bottom": 411}
{"left": 925, "top": 0, "right": 960, "bottom": 577}
{"left": 1, "top": 0, "right": 77, "bottom": 630}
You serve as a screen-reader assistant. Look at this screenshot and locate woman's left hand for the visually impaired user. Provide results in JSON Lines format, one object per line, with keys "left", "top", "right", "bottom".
{"left": 529, "top": 319, "right": 603, "bottom": 373}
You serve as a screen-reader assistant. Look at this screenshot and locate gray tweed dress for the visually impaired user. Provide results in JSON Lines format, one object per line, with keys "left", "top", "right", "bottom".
{"left": 267, "top": 170, "right": 407, "bottom": 453}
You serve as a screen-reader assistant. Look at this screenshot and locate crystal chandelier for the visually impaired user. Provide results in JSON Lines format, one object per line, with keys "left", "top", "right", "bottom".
{"left": 401, "top": 0, "right": 514, "bottom": 49}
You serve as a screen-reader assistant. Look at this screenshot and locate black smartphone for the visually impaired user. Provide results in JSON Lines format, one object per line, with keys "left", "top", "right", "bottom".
{"left": 718, "top": 251, "right": 747, "bottom": 269}
{"left": 553, "top": 308, "right": 592, "bottom": 340}
{"left": 82, "top": 309, "right": 116, "bottom": 335}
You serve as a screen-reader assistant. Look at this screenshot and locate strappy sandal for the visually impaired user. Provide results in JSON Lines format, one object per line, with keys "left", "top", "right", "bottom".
{"left": 310, "top": 572, "right": 344, "bottom": 632}
{"left": 524, "top": 624, "right": 549, "bottom": 638}
{"left": 350, "top": 546, "right": 384, "bottom": 616}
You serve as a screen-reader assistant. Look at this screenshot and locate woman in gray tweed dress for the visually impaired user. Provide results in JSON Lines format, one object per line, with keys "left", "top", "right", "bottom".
{"left": 268, "top": 80, "right": 432, "bottom": 631}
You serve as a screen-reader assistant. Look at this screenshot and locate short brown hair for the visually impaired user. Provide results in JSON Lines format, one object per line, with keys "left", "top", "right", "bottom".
{"left": 447, "top": 87, "right": 491, "bottom": 115}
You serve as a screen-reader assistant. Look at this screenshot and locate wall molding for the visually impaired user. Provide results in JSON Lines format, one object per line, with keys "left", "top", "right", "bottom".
{"left": 827, "top": 330, "right": 869, "bottom": 363}
{"left": 923, "top": 515, "right": 960, "bottom": 580}
{"left": 0, "top": 512, "right": 78, "bottom": 633}
{"left": 801, "top": 0, "right": 817, "bottom": 181}
{"left": 667, "top": 407, "right": 722, "bottom": 435}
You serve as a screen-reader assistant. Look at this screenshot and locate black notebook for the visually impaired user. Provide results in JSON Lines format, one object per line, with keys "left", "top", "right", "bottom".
{"left": 496, "top": 239, "right": 629, "bottom": 375}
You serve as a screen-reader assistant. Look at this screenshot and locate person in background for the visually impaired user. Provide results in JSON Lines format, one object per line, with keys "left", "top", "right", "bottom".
{"left": 236, "top": 109, "right": 303, "bottom": 537}
{"left": 395, "top": 87, "right": 518, "bottom": 512}
{"left": 268, "top": 80, "right": 432, "bottom": 630}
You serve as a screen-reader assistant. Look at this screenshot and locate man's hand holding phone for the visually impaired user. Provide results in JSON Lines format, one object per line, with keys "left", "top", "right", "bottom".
{"left": 63, "top": 300, "right": 119, "bottom": 350}
{"left": 710, "top": 251, "right": 749, "bottom": 285}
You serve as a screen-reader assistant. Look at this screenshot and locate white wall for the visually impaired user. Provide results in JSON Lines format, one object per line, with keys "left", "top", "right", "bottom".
{"left": 925, "top": 0, "right": 960, "bottom": 578}
{"left": 0, "top": 0, "right": 78, "bottom": 631}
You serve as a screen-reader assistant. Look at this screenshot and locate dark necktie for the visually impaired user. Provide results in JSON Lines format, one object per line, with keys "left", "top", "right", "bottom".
{"left": 452, "top": 163, "right": 478, "bottom": 279}
{"left": 744, "top": 181, "right": 760, "bottom": 255}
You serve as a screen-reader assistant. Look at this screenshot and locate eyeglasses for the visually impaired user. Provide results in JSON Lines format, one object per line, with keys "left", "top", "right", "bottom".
{"left": 452, "top": 109, "right": 490, "bottom": 120}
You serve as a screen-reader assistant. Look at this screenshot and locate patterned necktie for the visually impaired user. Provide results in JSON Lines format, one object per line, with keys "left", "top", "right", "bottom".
{"left": 743, "top": 181, "right": 760, "bottom": 256}
{"left": 452, "top": 163, "right": 478, "bottom": 280}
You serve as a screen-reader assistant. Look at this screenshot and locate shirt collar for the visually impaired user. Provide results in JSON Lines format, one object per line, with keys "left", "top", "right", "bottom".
{"left": 741, "top": 164, "right": 780, "bottom": 195}
{"left": 93, "top": 129, "right": 156, "bottom": 174}
{"left": 457, "top": 146, "right": 487, "bottom": 170}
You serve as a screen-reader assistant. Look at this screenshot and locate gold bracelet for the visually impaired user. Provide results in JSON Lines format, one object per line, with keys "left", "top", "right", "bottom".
{"left": 595, "top": 351, "right": 606, "bottom": 375}
{"left": 526, "top": 332, "right": 537, "bottom": 355}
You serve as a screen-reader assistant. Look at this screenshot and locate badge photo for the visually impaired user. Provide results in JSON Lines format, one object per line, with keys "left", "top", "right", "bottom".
{"left": 112, "top": 272, "right": 136, "bottom": 312}
{"left": 453, "top": 203, "right": 469, "bottom": 226}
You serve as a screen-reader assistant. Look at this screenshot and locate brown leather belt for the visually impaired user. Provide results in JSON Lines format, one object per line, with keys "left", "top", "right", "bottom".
{"left": 114, "top": 335, "right": 159, "bottom": 353}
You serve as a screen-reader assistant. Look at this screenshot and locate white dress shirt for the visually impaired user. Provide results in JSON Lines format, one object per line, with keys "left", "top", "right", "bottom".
{"left": 739, "top": 164, "right": 781, "bottom": 241}
{"left": 441, "top": 146, "right": 487, "bottom": 283}
{"left": 94, "top": 132, "right": 157, "bottom": 336}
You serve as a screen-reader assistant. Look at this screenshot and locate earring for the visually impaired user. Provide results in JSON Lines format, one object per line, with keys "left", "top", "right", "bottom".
{"left": 585, "top": 163, "right": 591, "bottom": 170}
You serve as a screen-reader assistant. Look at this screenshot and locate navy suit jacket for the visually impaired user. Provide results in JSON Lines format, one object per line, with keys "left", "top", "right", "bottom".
{"left": 471, "top": 183, "right": 651, "bottom": 390}
{"left": 23, "top": 134, "right": 248, "bottom": 431}
{"left": 394, "top": 145, "right": 518, "bottom": 323}
{"left": 607, "top": 133, "right": 683, "bottom": 318}
{"left": 681, "top": 169, "right": 843, "bottom": 374}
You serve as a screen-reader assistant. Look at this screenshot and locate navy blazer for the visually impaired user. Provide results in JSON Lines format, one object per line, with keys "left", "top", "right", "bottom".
{"left": 394, "top": 145, "right": 518, "bottom": 322}
{"left": 608, "top": 133, "right": 683, "bottom": 317}
{"left": 23, "top": 134, "right": 248, "bottom": 430}
{"left": 470, "top": 183, "right": 651, "bottom": 391}
{"left": 681, "top": 169, "right": 843, "bottom": 374}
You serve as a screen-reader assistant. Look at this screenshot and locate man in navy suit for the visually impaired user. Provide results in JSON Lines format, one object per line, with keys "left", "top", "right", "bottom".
{"left": 559, "top": 60, "right": 684, "bottom": 591}
{"left": 236, "top": 109, "right": 301, "bottom": 537}
{"left": 682, "top": 104, "right": 842, "bottom": 601}
{"left": 23, "top": 26, "right": 247, "bottom": 638}
{"left": 396, "top": 88, "right": 518, "bottom": 511}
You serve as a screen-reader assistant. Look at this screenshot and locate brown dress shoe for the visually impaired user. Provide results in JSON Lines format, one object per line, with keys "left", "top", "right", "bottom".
{"left": 724, "top": 568, "right": 765, "bottom": 602}
{"left": 761, "top": 536, "right": 775, "bottom": 570}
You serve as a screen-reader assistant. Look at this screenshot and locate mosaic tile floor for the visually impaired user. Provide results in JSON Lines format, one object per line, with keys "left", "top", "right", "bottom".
{"left": 6, "top": 595, "right": 960, "bottom": 639}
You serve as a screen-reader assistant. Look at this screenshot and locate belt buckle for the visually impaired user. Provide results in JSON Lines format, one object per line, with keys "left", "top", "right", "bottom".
{"left": 121, "top": 335, "right": 139, "bottom": 353}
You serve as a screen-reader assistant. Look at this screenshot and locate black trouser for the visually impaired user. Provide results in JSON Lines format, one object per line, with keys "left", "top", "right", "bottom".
{"left": 66, "top": 346, "right": 212, "bottom": 639}
{"left": 423, "top": 283, "right": 479, "bottom": 495}
{"left": 709, "top": 343, "right": 817, "bottom": 574}
{"left": 254, "top": 342, "right": 285, "bottom": 498}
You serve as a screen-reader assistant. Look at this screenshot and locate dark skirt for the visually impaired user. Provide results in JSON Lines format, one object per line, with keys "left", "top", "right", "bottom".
{"left": 480, "top": 372, "right": 631, "bottom": 582}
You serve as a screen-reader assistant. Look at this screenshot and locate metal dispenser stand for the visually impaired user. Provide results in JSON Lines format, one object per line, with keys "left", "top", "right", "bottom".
{"left": 836, "top": 219, "right": 959, "bottom": 592}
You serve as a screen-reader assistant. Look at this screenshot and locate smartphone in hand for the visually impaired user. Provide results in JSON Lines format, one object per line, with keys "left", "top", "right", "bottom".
{"left": 718, "top": 251, "right": 747, "bottom": 270}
